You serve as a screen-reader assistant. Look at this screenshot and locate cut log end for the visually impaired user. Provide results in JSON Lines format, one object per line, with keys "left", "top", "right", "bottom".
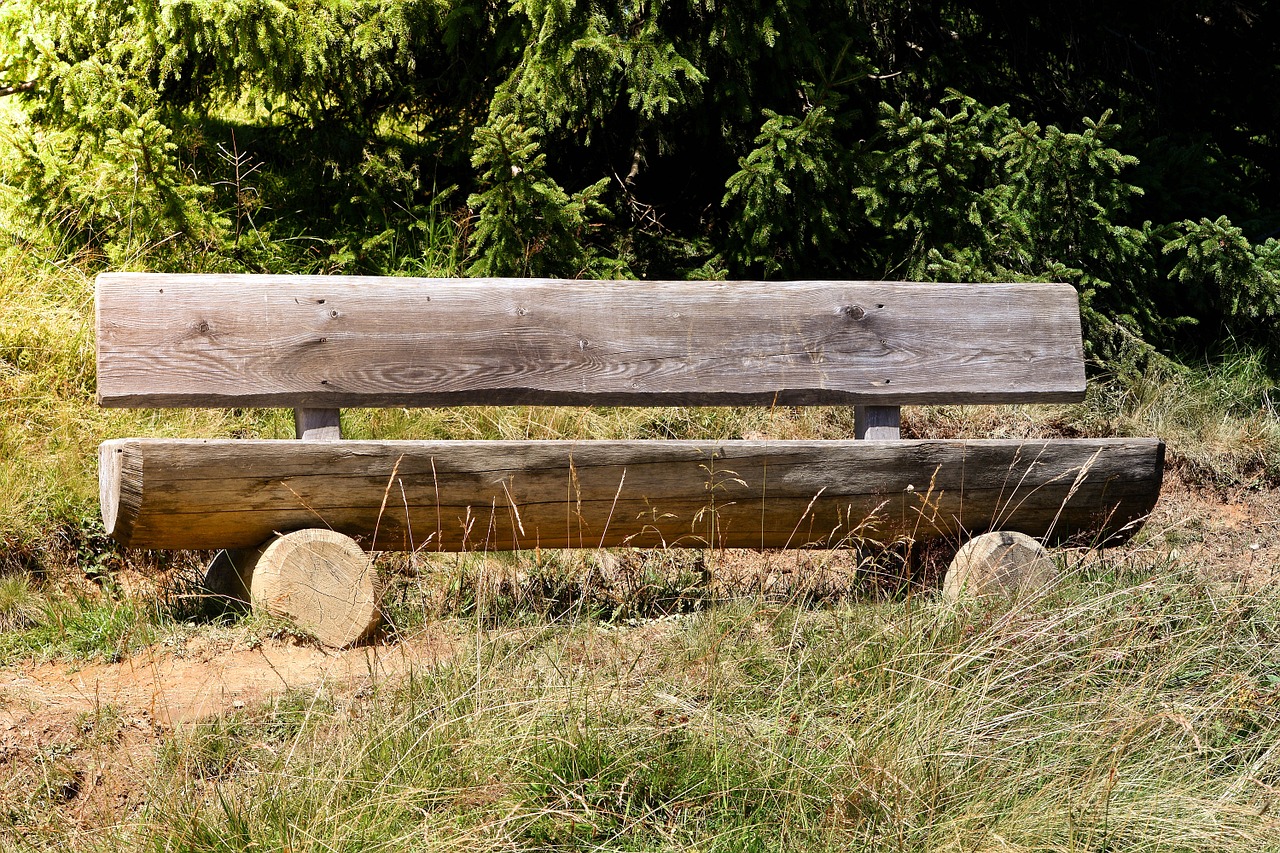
{"left": 203, "top": 549, "right": 254, "bottom": 608}
{"left": 943, "top": 531, "right": 1056, "bottom": 601}
{"left": 99, "top": 439, "right": 146, "bottom": 545}
{"left": 98, "top": 442, "right": 122, "bottom": 537}
{"left": 247, "top": 529, "right": 381, "bottom": 648}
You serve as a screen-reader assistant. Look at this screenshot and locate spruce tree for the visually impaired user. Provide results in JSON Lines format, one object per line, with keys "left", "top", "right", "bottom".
{"left": 1, "top": 0, "right": 1277, "bottom": 359}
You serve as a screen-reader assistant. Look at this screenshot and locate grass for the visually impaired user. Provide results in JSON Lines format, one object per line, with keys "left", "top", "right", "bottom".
{"left": 0, "top": 574, "right": 43, "bottom": 632}
{"left": 0, "top": 586, "right": 156, "bottom": 664}
{"left": 908, "top": 349, "right": 1280, "bottom": 487}
{"left": 0, "top": 234, "right": 1277, "bottom": 849}
{"left": 1091, "top": 352, "right": 1280, "bottom": 485}
{"left": 46, "top": 550, "right": 1271, "bottom": 852}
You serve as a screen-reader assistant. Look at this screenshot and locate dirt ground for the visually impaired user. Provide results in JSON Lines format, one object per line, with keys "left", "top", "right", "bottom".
{"left": 0, "top": 468, "right": 1275, "bottom": 831}
{"left": 1147, "top": 469, "right": 1280, "bottom": 588}
{"left": 0, "top": 622, "right": 458, "bottom": 830}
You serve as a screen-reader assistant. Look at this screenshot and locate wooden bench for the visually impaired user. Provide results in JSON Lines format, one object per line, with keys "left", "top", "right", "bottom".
{"left": 95, "top": 274, "right": 1164, "bottom": 639}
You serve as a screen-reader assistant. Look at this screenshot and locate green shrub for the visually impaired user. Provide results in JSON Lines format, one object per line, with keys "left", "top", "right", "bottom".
{"left": 2, "top": 1, "right": 1279, "bottom": 359}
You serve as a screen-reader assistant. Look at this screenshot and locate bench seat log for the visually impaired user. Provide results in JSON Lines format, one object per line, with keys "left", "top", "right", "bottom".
{"left": 96, "top": 274, "right": 1086, "bottom": 408}
{"left": 100, "top": 438, "right": 1163, "bottom": 552}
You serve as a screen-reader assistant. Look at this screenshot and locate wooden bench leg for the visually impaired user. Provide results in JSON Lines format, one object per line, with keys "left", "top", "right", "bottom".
{"left": 854, "top": 405, "right": 901, "bottom": 440}
{"left": 204, "top": 529, "right": 381, "bottom": 647}
{"left": 942, "top": 531, "right": 1057, "bottom": 601}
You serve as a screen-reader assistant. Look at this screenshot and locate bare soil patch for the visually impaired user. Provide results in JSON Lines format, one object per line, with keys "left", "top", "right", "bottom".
{"left": 1146, "top": 468, "right": 1280, "bottom": 588}
{"left": 0, "top": 626, "right": 455, "bottom": 729}
{"left": 0, "top": 624, "right": 455, "bottom": 831}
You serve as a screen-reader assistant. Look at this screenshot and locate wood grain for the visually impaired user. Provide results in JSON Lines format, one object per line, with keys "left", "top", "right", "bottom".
{"left": 99, "top": 438, "right": 1163, "bottom": 551}
{"left": 943, "top": 530, "right": 1055, "bottom": 601}
{"left": 248, "top": 529, "right": 380, "bottom": 647}
{"left": 96, "top": 274, "right": 1087, "bottom": 408}
{"left": 294, "top": 408, "right": 342, "bottom": 440}
{"left": 855, "top": 406, "right": 901, "bottom": 439}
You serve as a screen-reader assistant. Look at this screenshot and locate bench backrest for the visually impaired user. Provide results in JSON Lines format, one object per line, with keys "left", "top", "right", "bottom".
{"left": 95, "top": 274, "right": 1086, "bottom": 410}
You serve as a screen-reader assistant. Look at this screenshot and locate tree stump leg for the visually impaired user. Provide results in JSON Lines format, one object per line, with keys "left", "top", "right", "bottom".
{"left": 242, "top": 529, "right": 381, "bottom": 647}
{"left": 203, "top": 549, "right": 255, "bottom": 611}
{"left": 943, "top": 531, "right": 1056, "bottom": 602}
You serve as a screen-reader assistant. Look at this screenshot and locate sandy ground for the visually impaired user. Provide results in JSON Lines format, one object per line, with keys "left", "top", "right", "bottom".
{"left": 0, "top": 622, "right": 457, "bottom": 829}
{"left": 1146, "top": 470, "right": 1280, "bottom": 587}
{"left": 0, "top": 626, "right": 456, "bottom": 729}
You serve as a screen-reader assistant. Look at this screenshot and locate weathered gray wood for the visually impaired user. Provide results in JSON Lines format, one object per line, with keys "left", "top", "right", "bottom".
{"left": 294, "top": 408, "right": 342, "bottom": 440}
{"left": 99, "top": 438, "right": 1163, "bottom": 551}
{"left": 96, "top": 274, "right": 1087, "bottom": 408}
{"left": 855, "top": 406, "right": 901, "bottom": 440}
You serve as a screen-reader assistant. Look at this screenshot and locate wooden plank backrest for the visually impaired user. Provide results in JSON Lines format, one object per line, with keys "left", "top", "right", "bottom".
{"left": 95, "top": 274, "right": 1086, "bottom": 409}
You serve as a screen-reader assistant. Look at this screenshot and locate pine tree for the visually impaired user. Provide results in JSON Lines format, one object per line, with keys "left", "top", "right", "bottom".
{"left": 2, "top": 0, "right": 1277, "bottom": 359}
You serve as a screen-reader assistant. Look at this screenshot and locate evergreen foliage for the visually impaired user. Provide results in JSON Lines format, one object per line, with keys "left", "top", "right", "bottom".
{"left": 1164, "top": 216, "right": 1280, "bottom": 346}
{"left": 1, "top": 0, "right": 1278, "bottom": 362}
{"left": 854, "top": 95, "right": 1164, "bottom": 363}
{"left": 723, "top": 106, "right": 844, "bottom": 276}
{"left": 466, "top": 112, "right": 609, "bottom": 277}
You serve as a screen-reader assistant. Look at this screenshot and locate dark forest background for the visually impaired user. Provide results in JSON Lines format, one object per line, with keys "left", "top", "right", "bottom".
{"left": 3, "top": 0, "right": 1279, "bottom": 368}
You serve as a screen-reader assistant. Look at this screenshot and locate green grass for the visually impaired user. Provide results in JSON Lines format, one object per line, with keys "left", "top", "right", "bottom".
{"left": 1091, "top": 350, "right": 1280, "bottom": 485}
{"left": 0, "top": 587, "right": 156, "bottom": 664}
{"left": 0, "top": 573, "right": 43, "bottom": 631}
{"left": 70, "top": 552, "right": 1275, "bottom": 852}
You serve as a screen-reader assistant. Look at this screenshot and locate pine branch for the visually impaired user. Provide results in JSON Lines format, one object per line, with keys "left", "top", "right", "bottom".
{"left": 0, "top": 81, "right": 37, "bottom": 97}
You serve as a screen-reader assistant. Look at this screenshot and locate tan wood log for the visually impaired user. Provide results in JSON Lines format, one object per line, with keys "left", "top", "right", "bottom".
{"left": 99, "top": 438, "right": 1163, "bottom": 552}
{"left": 943, "top": 531, "right": 1056, "bottom": 601}
{"left": 96, "top": 275, "right": 1086, "bottom": 408}
{"left": 246, "top": 529, "right": 380, "bottom": 648}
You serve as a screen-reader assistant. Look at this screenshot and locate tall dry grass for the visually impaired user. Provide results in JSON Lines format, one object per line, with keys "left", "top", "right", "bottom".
{"left": 96, "top": 549, "right": 1280, "bottom": 853}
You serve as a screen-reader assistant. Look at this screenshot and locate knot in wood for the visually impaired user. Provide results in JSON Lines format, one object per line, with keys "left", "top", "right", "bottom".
{"left": 841, "top": 305, "right": 867, "bottom": 321}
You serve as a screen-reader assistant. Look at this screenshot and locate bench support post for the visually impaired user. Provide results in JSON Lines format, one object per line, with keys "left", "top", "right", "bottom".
{"left": 855, "top": 405, "right": 900, "bottom": 440}
{"left": 294, "top": 408, "right": 342, "bottom": 440}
